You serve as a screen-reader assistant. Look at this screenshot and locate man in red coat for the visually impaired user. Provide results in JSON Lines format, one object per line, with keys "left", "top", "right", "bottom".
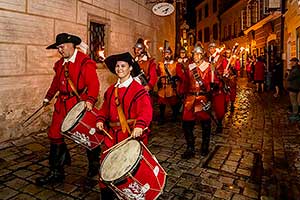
{"left": 207, "top": 42, "right": 226, "bottom": 133}
{"left": 96, "top": 52, "right": 152, "bottom": 199}
{"left": 181, "top": 43, "right": 213, "bottom": 159}
{"left": 254, "top": 56, "right": 265, "bottom": 93}
{"left": 177, "top": 47, "right": 190, "bottom": 96}
{"left": 36, "top": 33, "right": 100, "bottom": 186}
{"left": 223, "top": 49, "right": 240, "bottom": 112}
{"left": 133, "top": 38, "right": 158, "bottom": 95}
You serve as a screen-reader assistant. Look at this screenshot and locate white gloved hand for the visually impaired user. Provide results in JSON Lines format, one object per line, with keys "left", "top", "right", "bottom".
{"left": 43, "top": 99, "right": 50, "bottom": 107}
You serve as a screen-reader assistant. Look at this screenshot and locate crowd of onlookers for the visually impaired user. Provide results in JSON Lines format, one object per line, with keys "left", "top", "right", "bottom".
{"left": 245, "top": 55, "right": 300, "bottom": 122}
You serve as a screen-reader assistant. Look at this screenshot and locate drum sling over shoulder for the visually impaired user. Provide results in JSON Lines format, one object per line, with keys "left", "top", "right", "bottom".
{"left": 114, "top": 88, "right": 133, "bottom": 134}
{"left": 63, "top": 62, "right": 84, "bottom": 100}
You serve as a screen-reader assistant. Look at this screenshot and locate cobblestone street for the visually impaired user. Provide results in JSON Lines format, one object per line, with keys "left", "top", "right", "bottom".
{"left": 1, "top": 78, "right": 300, "bottom": 200}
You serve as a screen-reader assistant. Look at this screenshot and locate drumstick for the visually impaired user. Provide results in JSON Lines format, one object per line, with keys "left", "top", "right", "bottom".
{"left": 103, "top": 136, "right": 133, "bottom": 154}
{"left": 101, "top": 129, "right": 113, "bottom": 140}
{"left": 103, "top": 127, "right": 148, "bottom": 154}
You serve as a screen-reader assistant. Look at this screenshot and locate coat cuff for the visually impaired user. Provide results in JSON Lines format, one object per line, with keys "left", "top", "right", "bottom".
{"left": 86, "top": 96, "right": 97, "bottom": 105}
{"left": 135, "top": 120, "right": 147, "bottom": 129}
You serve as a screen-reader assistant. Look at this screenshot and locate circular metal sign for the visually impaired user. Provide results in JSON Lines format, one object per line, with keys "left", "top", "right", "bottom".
{"left": 152, "top": 3, "right": 174, "bottom": 16}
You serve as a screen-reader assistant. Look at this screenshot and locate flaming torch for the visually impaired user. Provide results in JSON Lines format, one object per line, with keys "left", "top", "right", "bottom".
{"left": 98, "top": 46, "right": 105, "bottom": 62}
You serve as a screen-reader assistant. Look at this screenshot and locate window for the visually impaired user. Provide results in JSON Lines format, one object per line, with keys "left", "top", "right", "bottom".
{"left": 246, "top": 5, "right": 251, "bottom": 27}
{"left": 228, "top": 25, "right": 232, "bottom": 38}
{"left": 213, "top": 0, "right": 218, "bottom": 13}
{"left": 89, "top": 22, "right": 105, "bottom": 63}
{"left": 204, "top": 27, "right": 210, "bottom": 42}
{"left": 198, "top": 30, "right": 203, "bottom": 42}
{"left": 241, "top": 10, "right": 247, "bottom": 30}
{"left": 198, "top": 9, "right": 202, "bottom": 22}
{"left": 205, "top": 4, "right": 209, "bottom": 18}
{"left": 252, "top": 2, "right": 258, "bottom": 24}
{"left": 213, "top": 23, "right": 218, "bottom": 40}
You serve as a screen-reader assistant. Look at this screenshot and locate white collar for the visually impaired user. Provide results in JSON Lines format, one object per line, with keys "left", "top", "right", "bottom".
{"left": 164, "top": 60, "right": 174, "bottom": 64}
{"left": 209, "top": 52, "right": 219, "bottom": 63}
{"left": 137, "top": 55, "right": 148, "bottom": 62}
{"left": 115, "top": 76, "right": 133, "bottom": 88}
{"left": 63, "top": 49, "right": 78, "bottom": 65}
{"left": 178, "top": 58, "right": 188, "bottom": 63}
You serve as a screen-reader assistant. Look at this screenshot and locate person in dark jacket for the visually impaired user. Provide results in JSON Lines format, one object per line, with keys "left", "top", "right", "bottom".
{"left": 273, "top": 56, "right": 284, "bottom": 98}
{"left": 287, "top": 57, "right": 300, "bottom": 122}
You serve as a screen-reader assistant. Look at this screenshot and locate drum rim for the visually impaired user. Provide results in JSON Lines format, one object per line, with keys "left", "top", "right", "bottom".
{"left": 100, "top": 139, "right": 143, "bottom": 183}
{"left": 61, "top": 101, "right": 86, "bottom": 132}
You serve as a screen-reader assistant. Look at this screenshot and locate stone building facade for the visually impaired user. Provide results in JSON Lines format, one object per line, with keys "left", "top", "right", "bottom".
{"left": 0, "top": 0, "right": 175, "bottom": 143}
{"left": 195, "top": 0, "right": 220, "bottom": 49}
{"left": 243, "top": 0, "right": 282, "bottom": 73}
{"left": 284, "top": 0, "right": 300, "bottom": 70}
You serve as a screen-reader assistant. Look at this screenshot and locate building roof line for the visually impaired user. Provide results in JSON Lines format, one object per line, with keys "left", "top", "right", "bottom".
{"left": 243, "top": 11, "right": 281, "bottom": 35}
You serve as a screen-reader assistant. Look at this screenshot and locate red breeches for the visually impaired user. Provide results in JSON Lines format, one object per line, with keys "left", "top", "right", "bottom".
{"left": 212, "top": 92, "right": 226, "bottom": 120}
{"left": 158, "top": 96, "right": 179, "bottom": 106}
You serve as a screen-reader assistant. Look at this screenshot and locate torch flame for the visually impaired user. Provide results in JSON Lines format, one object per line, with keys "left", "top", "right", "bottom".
{"left": 98, "top": 48, "right": 105, "bottom": 61}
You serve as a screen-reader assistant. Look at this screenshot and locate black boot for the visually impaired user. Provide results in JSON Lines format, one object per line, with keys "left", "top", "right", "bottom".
{"left": 171, "top": 103, "right": 181, "bottom": 122}
{"left": 36, "top": 143, "right": 68, "bottom": 186}
{"left": 201, "top": 121, "right": 211, "bottom": 156}
{"left": 181, "top": 121, "right": 196, "bottom": 159}
{"left": 87, "top": 146, "right": 101, "bottom": 178}
{"left": 216, "top": 120, "right": 223, "bottom": 134}
{"left": 158, "top": 104, "right": 166, "bottom": 125}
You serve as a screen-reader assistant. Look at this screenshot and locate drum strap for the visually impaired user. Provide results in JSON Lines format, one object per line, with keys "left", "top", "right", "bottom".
{"left": 64, "top": 62, "right": 81, "bottom": 100}
{"left": 114, "top": 88, "right": 131, "bottom": 134}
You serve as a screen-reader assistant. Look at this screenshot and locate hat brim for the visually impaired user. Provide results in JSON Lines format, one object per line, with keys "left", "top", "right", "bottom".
{"left": 104, "top": 52, "right": 141, "bottom": 75}
{"left": 46, "top": 35, "right": 81, "bottom": 49}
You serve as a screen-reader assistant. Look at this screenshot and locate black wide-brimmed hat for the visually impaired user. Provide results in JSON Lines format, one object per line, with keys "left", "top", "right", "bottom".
{"left": 290, "top": 57, "right": 299, "bottom": 62}
{"left": 104, "top": 52, "right": 141, "bottom": 76}
{"left": 46, "top": 33, "right": 81, "bottom": 49}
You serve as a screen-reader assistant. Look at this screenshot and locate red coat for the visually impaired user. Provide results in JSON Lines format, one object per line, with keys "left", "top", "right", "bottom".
{"left": 182, "top": 61, "right": 212, "bottom": 121}
{"left": 96, "top": 79, "right": 152, "bottom": 148}
{"left": 138, "top": 58, "right": 158, "bottom": 90}
{"left": 221, "top": 58, "right": 238, "bottom": 102}
{"left": 46, "top": 50, "right": 100, "bottom": 141}
{"left": 254, "top": 61, "right": 265, "bottom": 81}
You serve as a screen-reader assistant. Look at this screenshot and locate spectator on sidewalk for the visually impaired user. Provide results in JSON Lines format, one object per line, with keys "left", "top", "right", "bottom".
{"left": 254, "top": 56, "right": 265, "bottom": 92}
{"left": 273, "top": 56, "right": 284, "bottom": 98}
{"left": 287, "top": 57, "right": 300, "bottom": 122}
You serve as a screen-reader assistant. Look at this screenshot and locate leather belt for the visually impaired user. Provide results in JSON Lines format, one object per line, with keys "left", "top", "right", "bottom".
{"left": 188, "top": 92, "right": 208, "bottom": 96}
{"left": 109, "top": 119, "right": 136, "bottom": 127}
{"left": 60, "top": 88, "right": 87, "bottom": 97}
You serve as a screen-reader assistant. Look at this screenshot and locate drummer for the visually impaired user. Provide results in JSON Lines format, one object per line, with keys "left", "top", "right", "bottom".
{"left": 96, "top": 52, "right": 153, "bottom": 199}
{"left": 36, "top": 33, "right": 100, "bottom": 186}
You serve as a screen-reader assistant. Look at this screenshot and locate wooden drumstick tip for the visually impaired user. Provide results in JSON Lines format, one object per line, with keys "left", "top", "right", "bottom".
{"left": 101, "top": 129, "right": 113, "bottom": 140}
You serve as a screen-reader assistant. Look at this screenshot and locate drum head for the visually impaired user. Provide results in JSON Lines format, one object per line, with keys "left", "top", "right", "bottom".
{"left": 101, "top": 140, "right": 142, "bottom": 182}
{"left": 61, "top": 101, "right": 85, "bottom": 132}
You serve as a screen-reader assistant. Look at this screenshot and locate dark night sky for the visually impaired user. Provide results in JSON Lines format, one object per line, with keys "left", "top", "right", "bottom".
{"left": 185, "top": 0, "right": 239, "bottom": 29}
{"left": 185, "top": 0, "right": 203, "bottom": 29}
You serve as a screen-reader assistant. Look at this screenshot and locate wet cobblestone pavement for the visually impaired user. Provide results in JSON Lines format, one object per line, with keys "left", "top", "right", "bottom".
{"left": 1, "top": 78, "right": 300, "bottom": 200}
